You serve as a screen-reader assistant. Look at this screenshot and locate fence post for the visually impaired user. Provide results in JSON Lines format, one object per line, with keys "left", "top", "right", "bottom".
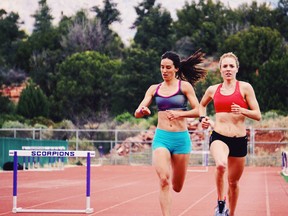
{"left": 76, "top": 130, "right": 79, "bottom": 151}
{"left": 249, "top": 127, "right": 255, "bottom": 165}
{"left": 32, "top": 128, "right": 35, "bottom": 139}
{"left": 110, "top": 141, "right": 113, "bottom": 164}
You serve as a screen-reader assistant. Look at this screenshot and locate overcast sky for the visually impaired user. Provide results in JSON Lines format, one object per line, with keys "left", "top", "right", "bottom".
{"left": 0, "top": 0, "right": 279, "bottom": 45}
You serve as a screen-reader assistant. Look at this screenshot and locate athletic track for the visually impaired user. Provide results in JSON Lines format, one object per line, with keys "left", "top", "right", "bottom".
{"left": 0, "top": 166, "right": 287, "bottom": 215}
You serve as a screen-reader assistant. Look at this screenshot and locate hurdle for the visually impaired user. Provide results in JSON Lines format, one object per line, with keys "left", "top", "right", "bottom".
{"left": 22, "top": 146, "right": 66, "bottom": 170}
{"left": 9, "top": 149, "right": 95, "bottom": 214}
{"left": 188, "top": 150, "right": 210, "bottom": 172}
{"left": 282, "top": 151, "right": 288, "bottom": 176}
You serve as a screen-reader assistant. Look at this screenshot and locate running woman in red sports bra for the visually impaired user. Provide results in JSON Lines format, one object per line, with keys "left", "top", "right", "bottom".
{"left": 134, "top": 50, "right": 207, "bottom": 216}
{"left": 199, "top": 52, "right": 261, "bottom": 216}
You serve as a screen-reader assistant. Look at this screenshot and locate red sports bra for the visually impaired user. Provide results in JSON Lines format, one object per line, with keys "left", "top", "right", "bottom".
{"left": 213, "top": 81, "right": 248, "bottom": 113}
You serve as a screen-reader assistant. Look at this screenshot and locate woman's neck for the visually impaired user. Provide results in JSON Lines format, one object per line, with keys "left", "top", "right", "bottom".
{"left": 220, "top": 80, "right": 237, "bottom": 93}
{"left": 163, "top": 78, "right": 178, "bottom": 86}
{"left": 223, "top": 80, "right": 236, "bottom": 87}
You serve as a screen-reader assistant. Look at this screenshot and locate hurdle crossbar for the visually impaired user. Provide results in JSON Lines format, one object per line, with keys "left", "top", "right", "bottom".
{"left": 10, "top": 150, "right": 95, "bottom": 214}
{"left": 21, "top": 146, "right": 66, "bottom": 170}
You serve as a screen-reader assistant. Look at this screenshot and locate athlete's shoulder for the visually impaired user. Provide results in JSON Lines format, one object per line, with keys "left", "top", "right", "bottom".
{"left": 204, "top": 83, "right": 220, "bottom": 98}
{"left": 149, "top": 83, "right": 160, "bottom": 89}
{"left": 238, "top": 80, "right": 251, "bottom": 87}
{"left": 208, "top": 83, "right": 221, "bottom": 92}
{"left": 146, "top": 83, "right": 160, "bottom": 95}
{"left": 238, "top": 81, "right": 253, "bottom": 90}
{"left": 180, "top": 80, "right": 193, "bottom": 88}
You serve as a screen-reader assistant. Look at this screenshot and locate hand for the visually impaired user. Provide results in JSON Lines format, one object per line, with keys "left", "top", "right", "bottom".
{"left": 140, "top": 106, "right": 151, "bottom": 116}
{"left": 201, "top": 116, "right": 210, "bottom": 129}
{"left": 231, "top": 103, "right": 242, "bottom": 114}
{"left": 165, "top": 110, "right": 178, "bottom": 121}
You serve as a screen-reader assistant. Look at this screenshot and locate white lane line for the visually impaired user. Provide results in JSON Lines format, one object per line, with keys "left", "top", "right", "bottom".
{"left": 265, "top": 167, "right": 271, "bottom": 216}
{"left": 178, "top": 188, "right": 216, "bottom": 216}
{"left": 90, "top": 190, "right": 158, "bottom": 215}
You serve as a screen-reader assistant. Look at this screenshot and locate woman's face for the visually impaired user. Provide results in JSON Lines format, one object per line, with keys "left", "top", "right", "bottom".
{"left": 220, "top": 57, "right": 238, "bottom": 80}
{"left": 160, "top": 58, "right": 178, "bottom": 81}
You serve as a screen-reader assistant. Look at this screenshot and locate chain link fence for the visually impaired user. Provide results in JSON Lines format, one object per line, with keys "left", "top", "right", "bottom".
{"left": 0, "top": 127, "right": 287, "bottom": 167}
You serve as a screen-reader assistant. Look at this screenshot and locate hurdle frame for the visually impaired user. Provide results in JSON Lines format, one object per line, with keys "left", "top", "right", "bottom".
{"left": 10, "top": 150, "right": 95, "bottom": 214}
{"left": 187, "top": 150, "right": 210, "bottom": 172}
{"left": 282, "top": 151, "right": 288, "bottom": 176}
{"left": 187, "top": 130, "right": 210, "bottom": 172}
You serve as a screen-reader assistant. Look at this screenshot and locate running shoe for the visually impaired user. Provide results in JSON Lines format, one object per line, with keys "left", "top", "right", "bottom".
{"left": 214, "top": 200, "right": 229, "bottom": 216}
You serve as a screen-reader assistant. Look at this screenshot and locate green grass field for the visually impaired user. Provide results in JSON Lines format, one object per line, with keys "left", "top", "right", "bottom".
{"left": 281, "top": 171, "right": 288, "bottom": 182}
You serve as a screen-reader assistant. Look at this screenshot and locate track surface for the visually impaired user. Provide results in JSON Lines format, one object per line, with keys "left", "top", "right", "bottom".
{"left": 0, "top": 166, "right": 287, "bottom": 216}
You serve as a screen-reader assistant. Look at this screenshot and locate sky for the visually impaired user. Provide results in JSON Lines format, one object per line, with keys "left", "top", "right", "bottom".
{"left": 0, "top": 0, "right": 279, "bottom": 45}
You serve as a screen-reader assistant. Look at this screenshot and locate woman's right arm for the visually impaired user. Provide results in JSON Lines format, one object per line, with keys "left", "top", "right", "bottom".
{"left": 199, "top": 86, "right": 214, "bottom": 129}
{"left": 134, "top": 85, "right": 156, "bottom": 118}
{"left": 199, "top": 86, "right": 213, "bottom": 116}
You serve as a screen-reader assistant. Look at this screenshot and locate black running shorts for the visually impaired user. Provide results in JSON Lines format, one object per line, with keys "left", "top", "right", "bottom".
{"left": 209, "top": 131, "right": 248, "bottom": 157}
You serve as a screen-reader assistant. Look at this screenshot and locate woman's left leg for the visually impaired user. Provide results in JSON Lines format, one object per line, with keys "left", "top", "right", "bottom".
{"left": 171, "top": 153, "right": 190, "bottom": 192}
{"left": 227, "top": 157, "right": 245, "bottom": 216}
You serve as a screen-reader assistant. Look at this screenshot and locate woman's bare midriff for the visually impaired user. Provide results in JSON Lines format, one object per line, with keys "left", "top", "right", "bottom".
{"left": 214, "top": 112, "right": 247, "bottom": 137}
{"left": 157, "top": 111, "right": 187, "bottom": 131}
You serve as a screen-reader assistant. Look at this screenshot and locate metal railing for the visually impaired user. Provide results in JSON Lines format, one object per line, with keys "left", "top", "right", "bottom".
{"left": 0, "top": 127, "right": 287, "bottom": 166}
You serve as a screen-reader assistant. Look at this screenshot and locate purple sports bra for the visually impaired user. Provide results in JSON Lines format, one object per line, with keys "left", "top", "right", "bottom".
{"left": 154, "top": 80, "right": 188, "bottom": 111}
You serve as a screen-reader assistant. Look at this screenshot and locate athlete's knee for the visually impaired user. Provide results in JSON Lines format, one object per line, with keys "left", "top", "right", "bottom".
{"left": 159, "top": 174, "right": 170, "bottom": 189}
{"left": 216, "top": 161, "right": 227, "bottom": 175}
{"left": 228, "top": 180, "right": 239, "bottom": 191}
{"left": 172, "top": 182, "right": 183, "bottom": 193}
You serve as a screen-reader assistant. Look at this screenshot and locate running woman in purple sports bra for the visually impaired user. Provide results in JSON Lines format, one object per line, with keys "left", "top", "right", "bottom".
{"left": 134, "top": 50, "right": 207, "bottom": 216}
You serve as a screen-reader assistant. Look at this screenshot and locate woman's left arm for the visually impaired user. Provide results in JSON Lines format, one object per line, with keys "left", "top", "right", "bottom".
{"left": 240, "top": 82, "right": 261, "bottom": 121}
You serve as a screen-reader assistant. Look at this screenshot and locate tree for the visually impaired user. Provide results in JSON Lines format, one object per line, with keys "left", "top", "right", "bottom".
{"left": 61, "top": 9, "right": 124, "bottom": 58}
{"left": 60, "top": 15, "right": 107, "bottom": 54}
{"left": 28, "top": 0, "right": 64, "bottom": 95}
{"left": 254, "top": 54, "right": 288, "bottom": 114}
{"left": 91, "top": 0, "right": 121, "bottom": 27}
{"left": 0, "top": 10, "right": 27, "bottom": 67}
{"left": 131, "top": 0, "right": 156, "bottom": 29}
{"left": 50, "top": 51, "right": 121, "bottom": 122}
{"left": 31, "top": 0, "right": 53, "bottom": 33}
{"left": 0, "top": 95, "right": 15, "bottom": 114}
{"left": 173, "top": 0, "right": 227, "bottom": 55}
{"left": 29, "top": 49, "right": 64, "bottom": 96}
{"left": 274, "top": 0, "right": 288, "bottom": 40}
{"left": 111, "top": 48, "right": 160, "bottom": 115}
{"left": 221, "top": 26, "right": 286, "bottom": 82}
{"left": 17, "top": 80, "right": 49, "bottom": 118}
{"left": 235, "top": 1, "right": 276, "bottom": 28}
{"left": 132, "top": 0, "right": 174, "bottom": 54}
{"left": 90, "top": 0, "right": 124, "bottom": 58}
{"left": 29, "top": 0, "right": 60, "bottom": 52}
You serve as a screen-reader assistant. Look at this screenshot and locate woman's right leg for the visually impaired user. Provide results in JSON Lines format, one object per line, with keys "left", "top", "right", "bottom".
{"left": 153, "top": 147, "right": 172, "bottom": 216}
{"left": 210, "top": 140, "right": 229, "bottom": 201}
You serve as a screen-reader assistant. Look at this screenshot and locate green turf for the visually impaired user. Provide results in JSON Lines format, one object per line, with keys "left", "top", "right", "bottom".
{"left": 281, "top": 171, "right": 288, "bottom": 182}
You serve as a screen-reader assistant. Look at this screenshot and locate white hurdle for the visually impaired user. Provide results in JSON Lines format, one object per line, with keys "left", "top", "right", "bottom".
{"left": 188, "top": 150, "right": 210, "bottom": 172}
{"left": 9, "top": 150, "right": 95, "bottom": 214}
{"left": 21, "top": 146, "right": 66, "bottom": 170}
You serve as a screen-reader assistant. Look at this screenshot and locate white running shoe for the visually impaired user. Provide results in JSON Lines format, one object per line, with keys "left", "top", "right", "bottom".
{"left": 214, "top": 200, "right": 229, "bottom": 216}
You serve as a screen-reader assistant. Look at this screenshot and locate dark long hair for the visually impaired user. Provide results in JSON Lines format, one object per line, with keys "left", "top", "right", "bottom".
{"left": 161, "top": 49, "right": 207, "bottom": 86}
